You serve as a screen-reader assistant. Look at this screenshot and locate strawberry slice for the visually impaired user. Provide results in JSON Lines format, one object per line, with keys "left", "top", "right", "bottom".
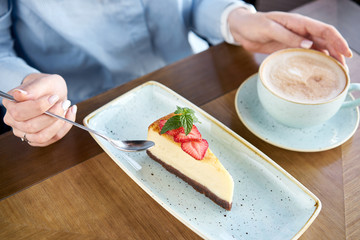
{"left": 181, "top": 139, "right": 209, "bottom": 160}
{"left": 159, "top": 120, "right": 166, "bottom": 130}
{"left": 159, "top": 119, "right": 183, "bottom": 136}
{"left": 167, "top": 127, "right": 184, "bottom": 136}
{"left": 174, "top": 125, "right": 201, "bottom": 143}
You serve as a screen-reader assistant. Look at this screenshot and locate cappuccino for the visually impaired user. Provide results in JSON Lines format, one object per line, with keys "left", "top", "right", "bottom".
{"left": 261, "top": 50, "right": 347, "bottom": 104}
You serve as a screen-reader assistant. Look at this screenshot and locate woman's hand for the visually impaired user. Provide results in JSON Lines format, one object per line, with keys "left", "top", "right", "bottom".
{"left": 228, "top": 9, "right": 352, "bottom": 65}
{"left": 2, "top": 73, "right": 77, "bottom": 146}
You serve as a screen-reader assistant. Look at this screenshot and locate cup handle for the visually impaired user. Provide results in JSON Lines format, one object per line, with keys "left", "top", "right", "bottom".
{"left": 342, "top": 83, "right": 360, "bottom": 108}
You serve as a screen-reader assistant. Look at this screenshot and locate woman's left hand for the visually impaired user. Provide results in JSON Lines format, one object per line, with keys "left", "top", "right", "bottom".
{"left": 227, "top": 9, "right": 352, "bottom": 65}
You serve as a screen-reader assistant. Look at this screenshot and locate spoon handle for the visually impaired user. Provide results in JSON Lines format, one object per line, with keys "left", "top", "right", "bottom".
{"left": 0, "top": 90, "right": 109, "bottom": 141}
{"left": 44, "top": 111, "right": 110, "bottom": 140}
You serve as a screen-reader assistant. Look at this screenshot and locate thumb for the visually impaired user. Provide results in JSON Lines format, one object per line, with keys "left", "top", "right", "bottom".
{"left": 9, "top": 88, "right": 34, "bottom": 102}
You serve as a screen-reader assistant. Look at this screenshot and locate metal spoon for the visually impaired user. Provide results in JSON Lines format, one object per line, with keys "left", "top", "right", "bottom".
{"left": 0, "top": 90, "right": 155, "bottom": 152}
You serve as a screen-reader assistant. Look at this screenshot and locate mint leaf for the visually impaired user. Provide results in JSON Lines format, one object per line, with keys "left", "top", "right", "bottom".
{"left": 160, "top": 115, "right": 181, "bottom": 134}
{"left": 180, "top": 114, "right": 193, "bottom": 135}
{"left": 174, "top": 106, "right": 184, "bottom": 114}
{"left": 160, "top": 107, "right": 199, "bottom": 135}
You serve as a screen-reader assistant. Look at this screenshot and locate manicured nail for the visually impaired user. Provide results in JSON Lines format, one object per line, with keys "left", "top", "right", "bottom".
{"left": 62, "top": 100, "right": 71, "bottom": 111}
{"left": 48, "top": 95, "right": 59, "bottom": 105}
{"left": 14, "top": 89, "right": 28, "bottom": 95}
{"left": 300, "top": 39, "right": 313, "bottom": 49}
{"left": 71, "top": 105, "right": 77, "bottom": 114}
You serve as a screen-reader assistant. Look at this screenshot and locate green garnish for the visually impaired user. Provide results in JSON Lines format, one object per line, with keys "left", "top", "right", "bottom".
{"left": 160, "top": 106, "right": 199, "bottom": 135}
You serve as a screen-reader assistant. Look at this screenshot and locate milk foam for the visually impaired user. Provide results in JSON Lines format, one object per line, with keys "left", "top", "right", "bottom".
{"left": 262, "top": 51, "right": 347, "bottom": 104}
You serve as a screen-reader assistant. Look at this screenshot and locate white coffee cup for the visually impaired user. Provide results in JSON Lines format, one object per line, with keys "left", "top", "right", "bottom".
{"left": 257, "top": 48, "right": 360, "bottom": 128}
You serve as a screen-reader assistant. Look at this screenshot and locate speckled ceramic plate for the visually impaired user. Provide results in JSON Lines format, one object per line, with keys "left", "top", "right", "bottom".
{"left": 84, "top": 81, "right": 321, "bottom": 240}
{"left": 235, "top": 74, "right": 360, "bottom": 152}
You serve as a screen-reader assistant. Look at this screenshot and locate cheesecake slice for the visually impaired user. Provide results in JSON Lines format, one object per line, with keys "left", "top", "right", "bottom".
{"left": 147, "top": 113, "right": 234, "bottom": 210}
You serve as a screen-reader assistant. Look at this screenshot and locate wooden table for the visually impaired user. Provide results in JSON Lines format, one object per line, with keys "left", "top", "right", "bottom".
{"left": 1, "top": 1, "right": 359, "bottom": 239}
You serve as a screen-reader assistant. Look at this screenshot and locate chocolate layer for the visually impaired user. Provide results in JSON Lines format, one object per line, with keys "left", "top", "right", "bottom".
{"left": 147, "top": 150, "right": 232, "bottom": 211}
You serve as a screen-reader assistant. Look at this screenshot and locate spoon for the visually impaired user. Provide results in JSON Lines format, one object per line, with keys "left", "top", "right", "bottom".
{"left": 0, "top": 90, "right": 155, "bottom": 152}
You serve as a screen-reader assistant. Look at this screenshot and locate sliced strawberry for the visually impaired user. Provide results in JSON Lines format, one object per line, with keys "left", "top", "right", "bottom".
{"left": 174, "top": 125, "right": 202, "bottom": 143}
{"left": 159, "top": 119, "right": 183, "bottom": 136}
{"left": 181, "top": 139, "right": 209, "bottom": 160}
{"left": 159, "top": 120, "right": 166, "bottom": 130}
{"left": 166, "top": 127, "right": 184, "bottom": 136}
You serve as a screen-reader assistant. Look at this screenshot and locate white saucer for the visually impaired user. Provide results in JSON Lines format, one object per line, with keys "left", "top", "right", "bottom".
{"left": 235, "top": 74, "right": 360, "bottom": 152}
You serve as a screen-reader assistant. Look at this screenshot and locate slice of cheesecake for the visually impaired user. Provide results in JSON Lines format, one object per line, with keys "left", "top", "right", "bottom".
{"left": 147, "top": 113, "right": 234, "bottom": 210}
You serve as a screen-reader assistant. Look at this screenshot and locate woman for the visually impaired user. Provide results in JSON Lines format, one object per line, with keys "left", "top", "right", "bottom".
{"left": 0, "top": 0, "right": 352, "bottom": 146}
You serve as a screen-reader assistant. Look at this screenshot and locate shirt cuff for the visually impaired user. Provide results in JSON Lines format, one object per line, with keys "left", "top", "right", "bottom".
{"left": 220, "top": 2, "right": 256, "bottom": 45}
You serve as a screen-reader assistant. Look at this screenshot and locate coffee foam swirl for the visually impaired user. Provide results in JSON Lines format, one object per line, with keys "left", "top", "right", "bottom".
{"left": 262, "top": 51, "right": 347, "bottom": 104}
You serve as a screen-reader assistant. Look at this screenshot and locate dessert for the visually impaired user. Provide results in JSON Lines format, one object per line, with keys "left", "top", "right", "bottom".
{"left": 147, "top": 107, "right": 234, "bottom": 210}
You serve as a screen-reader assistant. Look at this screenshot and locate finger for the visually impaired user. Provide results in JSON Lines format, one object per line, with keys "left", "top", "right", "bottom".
{"left": 325, "top": 44, "right": 345, "bottom": 65}
{"left": 268, "top": 12, "right": 352, "bottom": 57}
{"left": 25, "top": 117, "right": 67, "bottom": 146}
{"left": 262, "top": 14, "right": 312, "bottom": 49}
{"left": 311, "top": 36, "right": 346, "bottom": 65}
{"left": 51, "top": 105, "right": 77, "bottom": 143}
{"left": 16, "top": 74, "right": 67, "bottom": 99}
{"left": 9, "top": 89, "right": 34, "bottom": 102}
{"left": 4, "top": 94, "right": 60, "bottom": 122}
{"left": 27, "top": 105, "right": 77, "bottom": 147}
{"left": 306, "top": 22, "right": 352, "bottom": 58}
{"left": 4, "top": 100, "right": 71, "bottom": 134}
{"left": 319, "top": 49, "right": 330, "bottom": 56}
{"left": 332, "top": 52, "right": 345, "bottom": 66}
{"left": 12, "top": 127, "right": 25, "bottom": 140}
{"left": 2, "top": 89, "right": 33, "bottom": 108}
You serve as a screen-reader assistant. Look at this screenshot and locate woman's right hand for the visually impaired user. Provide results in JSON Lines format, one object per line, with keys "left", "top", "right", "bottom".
{"left": 2, "top": 73, "right": 77, "bottom": 146}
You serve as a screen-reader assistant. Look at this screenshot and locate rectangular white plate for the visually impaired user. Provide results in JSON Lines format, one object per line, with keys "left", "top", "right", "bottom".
{"left": 84, "top": 81, "right": 321, "bottom": 240}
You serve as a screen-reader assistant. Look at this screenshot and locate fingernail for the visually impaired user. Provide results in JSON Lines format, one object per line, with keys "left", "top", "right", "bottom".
{"left": 48, "top": 95, "right": 59, "bottom": 105}
{"left": 300, "top": 39, "right": 313, "bottom": 49}
{"left": 14, "top": 89, "right": 28, "bottom": 95}
{"left": 62, "top": 100, "right": 71, "bottom": 111}
{"left": 344, "top": 64, "right": 349, "bottom": 73}
{"left": 348, "top": 49, "right": 353, "bottom": 58}
{"left": 71, "top": 105, "right": 77, "bottom": 114}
